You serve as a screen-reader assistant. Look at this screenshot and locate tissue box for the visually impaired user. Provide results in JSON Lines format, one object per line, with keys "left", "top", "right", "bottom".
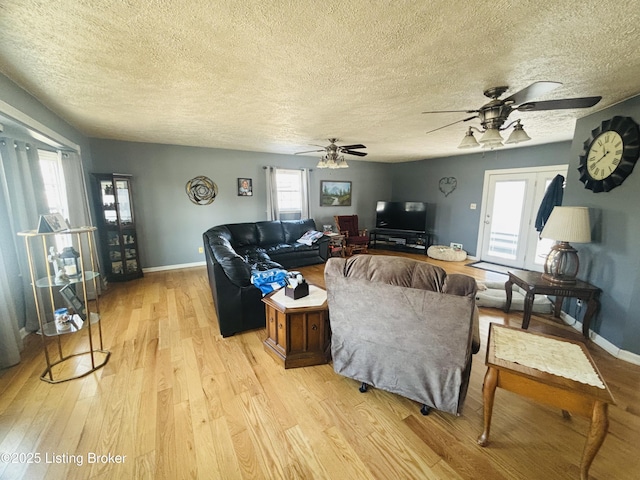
{"left": 285, "top": 282, "right": 309, "bottom": 300}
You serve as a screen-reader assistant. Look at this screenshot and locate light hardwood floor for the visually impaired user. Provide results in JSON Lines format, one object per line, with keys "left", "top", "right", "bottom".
{"left": 1, "top": 251, "right": 639, "bottom": 479}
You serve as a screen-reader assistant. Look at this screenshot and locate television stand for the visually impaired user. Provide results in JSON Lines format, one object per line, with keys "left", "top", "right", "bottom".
{"left": 370, "top": 228, "right": 432, "bottom": 255}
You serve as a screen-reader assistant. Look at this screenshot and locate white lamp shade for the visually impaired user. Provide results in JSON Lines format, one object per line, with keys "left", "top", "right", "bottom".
{"left": 540, "top": 206, "right": 591, "bottom": 243}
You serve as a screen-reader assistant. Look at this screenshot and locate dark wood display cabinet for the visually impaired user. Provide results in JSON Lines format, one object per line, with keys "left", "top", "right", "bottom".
{"left": 92, "top": 173, "right": 143, "bottom": 282}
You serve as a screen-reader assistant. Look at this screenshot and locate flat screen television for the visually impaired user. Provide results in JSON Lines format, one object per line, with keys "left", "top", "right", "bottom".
{"left": 375, "top": 201, "right": 428, "bottom": 232}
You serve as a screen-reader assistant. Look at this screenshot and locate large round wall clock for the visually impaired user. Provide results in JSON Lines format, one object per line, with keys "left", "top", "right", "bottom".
{"left": 577, "top": 115, "right": 640, "bottom": 192}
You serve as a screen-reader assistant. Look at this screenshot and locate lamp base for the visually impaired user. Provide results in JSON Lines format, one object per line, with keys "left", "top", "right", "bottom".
{"left": 541, "top": 272, "right": 577, "bottom": 285}
{"left": 542, "top": 241, "right": 579, "bottom": 285}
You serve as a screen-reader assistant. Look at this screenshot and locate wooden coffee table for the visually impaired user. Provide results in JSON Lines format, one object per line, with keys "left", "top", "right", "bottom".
{"left": 262, "top": 285, "right": 330, "bottom": 369}
{"left": 478, "top": 323, "right": 615, "bottom": 480}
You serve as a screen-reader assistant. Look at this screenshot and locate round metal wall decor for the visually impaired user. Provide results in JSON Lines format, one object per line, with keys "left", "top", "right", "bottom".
{"left": 186, "top": 176, "right": 218, "bottom": 205}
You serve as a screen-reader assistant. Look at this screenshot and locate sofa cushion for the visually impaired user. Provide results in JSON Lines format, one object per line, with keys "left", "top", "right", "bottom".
{"left": 227, "top": 223, "right": 259, "bottom": 247}
{"left": 256, "top": 221, "right": 285, "bottom": 246}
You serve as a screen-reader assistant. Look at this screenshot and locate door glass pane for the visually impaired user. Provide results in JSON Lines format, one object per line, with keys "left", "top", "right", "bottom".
{"left": 116, "top": 180, "right": 133, "bottom": 224}
{"left": 487, "top": 180, "right": 525, "bottom": 260}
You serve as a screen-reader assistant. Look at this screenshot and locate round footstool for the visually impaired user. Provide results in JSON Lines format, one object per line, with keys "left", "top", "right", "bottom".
{"left": 427, "top": 245, "right": 467, "bottom": 262}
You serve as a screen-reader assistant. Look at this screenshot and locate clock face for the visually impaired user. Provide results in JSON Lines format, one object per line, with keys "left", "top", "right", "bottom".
{"left": 578, "top": 116, "right": 640, "bottom": 192}
{"left": 586, "top": 131, "right": 623, "bottom": 180}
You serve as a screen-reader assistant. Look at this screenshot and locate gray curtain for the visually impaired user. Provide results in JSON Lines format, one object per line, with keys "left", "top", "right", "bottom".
{"left": 265, "top": 166, "right": 279, "bottom": 221}
{"left": 61, "top": 151, "right": 102, "bottom": 297}
{"left": 301, "top": 168, "right": 310, "bottom": 220}
{"left": 61, "top": 151, "right": 92, "bottom": 227}
{"left": 0, "top": 139, "right": 48, "bottom": 367}
{"left": 0, "top": 185, "right": 22, "bottom": 367}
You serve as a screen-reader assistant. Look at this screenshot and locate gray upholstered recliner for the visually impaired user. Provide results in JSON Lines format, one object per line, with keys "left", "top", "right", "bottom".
{"left": 324, "top": 255, "right": 479, "bottom": 416}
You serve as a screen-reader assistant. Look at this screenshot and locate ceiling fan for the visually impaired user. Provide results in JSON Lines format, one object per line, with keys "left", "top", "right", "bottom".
{"left": 422, "top": 81, "right": 602, "bottom": 149}
{"left": 295, "top": 138, "right": 367, "bottom": 168}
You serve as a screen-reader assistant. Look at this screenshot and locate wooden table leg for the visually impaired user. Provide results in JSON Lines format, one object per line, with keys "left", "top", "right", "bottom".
{"left": 580, "top": 401, "right": 609, "bottom": 480}
{"left": 521, "top": 291, "right": 535, "bottom": 329}
{"left": 504, "top": 279, "right": 513, "bottom": 313}
{"left": 582, "top": 297, "right": 599, "bottom": 339}
{"left": 478, "top": 366, "right": 499, "bottom": 446}
{"left": 554, "top": 296, "right": 564, "bottom": 318}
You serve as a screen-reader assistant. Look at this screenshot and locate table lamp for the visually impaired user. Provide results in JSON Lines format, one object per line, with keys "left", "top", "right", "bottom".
{"left": 540, "top": 206, "right": 591, "bottom": 284}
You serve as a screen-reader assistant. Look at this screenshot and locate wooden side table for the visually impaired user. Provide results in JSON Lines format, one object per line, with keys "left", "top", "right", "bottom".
{"left": 325, "top": 233, "right": 345, "bottom": 257}
{"left": 504, "top": 269, "right": 601, "bottom": 339}
{"left": 478, "top": 324, "right": 615, "bottom": 480}
{"left": 262, "top": 285, "right": 330, "bottom": 369}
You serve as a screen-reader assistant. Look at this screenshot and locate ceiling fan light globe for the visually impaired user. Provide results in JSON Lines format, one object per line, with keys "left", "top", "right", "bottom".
{"left": 336, "top": 156, "right": 349, "bottom": 168}
{"left": 458, "top": 134, "right": 479, "bottom": 149}
{"left": 505, "top": 125, "right": 532, "bottom": 144}
{"left": 479, "top": 128, "right": 504, "bottom": 145}
{"left": 481, "top": 139, "right": 505, "bottom": 149}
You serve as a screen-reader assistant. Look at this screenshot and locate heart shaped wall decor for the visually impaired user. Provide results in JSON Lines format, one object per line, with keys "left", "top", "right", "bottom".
{"left": 439, "top": 177, "right": 457, "bottom": 197}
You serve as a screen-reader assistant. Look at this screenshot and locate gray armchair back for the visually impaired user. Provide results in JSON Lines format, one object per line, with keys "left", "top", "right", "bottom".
{"left": 325, "top": 255, "right": 479, "bottom": 415}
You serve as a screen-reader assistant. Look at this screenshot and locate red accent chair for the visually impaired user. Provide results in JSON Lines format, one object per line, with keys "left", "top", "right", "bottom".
{"left": 334, "top": 215, "right": 369, "bottom": 256}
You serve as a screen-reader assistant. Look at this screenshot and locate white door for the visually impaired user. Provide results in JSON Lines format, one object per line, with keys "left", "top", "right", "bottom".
{"left": 478, "top": 166, "right": 568, "bottom": 270}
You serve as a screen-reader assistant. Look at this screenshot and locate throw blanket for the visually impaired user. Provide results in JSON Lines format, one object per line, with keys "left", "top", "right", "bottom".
{"left": 297, "top": 230, "right": 324, "bottom": 245}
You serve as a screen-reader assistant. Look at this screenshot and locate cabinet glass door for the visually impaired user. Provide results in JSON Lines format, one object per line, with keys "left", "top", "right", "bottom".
{"left": 115, "top": 179, "right": 133, "bottom": 225}
{"left": 100, "top": 180, "right": 117, "bottom": 225}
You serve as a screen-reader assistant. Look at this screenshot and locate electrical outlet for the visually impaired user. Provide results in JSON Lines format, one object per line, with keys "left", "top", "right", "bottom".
{"left": 450, "top": 242, "right": 463, "bottom": 250}
{"left": 198, "top": 246, "right": 204, "bottom": 254}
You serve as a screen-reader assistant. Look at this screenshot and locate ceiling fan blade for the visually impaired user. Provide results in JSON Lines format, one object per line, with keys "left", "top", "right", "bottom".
{"left": 342, "top": 150, "right": 368, "bottom": 157}
{"left": 425, "top": 115, "right": 478, "bottom": 135}
{"left": 422, "top": 109, "right": 478, "bottom": 114}
{"left": 516, "top": 96, "right": 602, "bottom": 112}
{"left": 503, "top": 81, "right": 562, "bottom": 105}
{"left": 295, "top": 149, "right": 325, "bottom": 155}
{"left": 339, "top": 144, "right": 366, "bottom": 150}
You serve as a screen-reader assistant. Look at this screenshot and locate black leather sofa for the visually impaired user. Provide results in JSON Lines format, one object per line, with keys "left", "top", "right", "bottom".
{"left": 203, "top": 219, "right": 330, "bottom": 337}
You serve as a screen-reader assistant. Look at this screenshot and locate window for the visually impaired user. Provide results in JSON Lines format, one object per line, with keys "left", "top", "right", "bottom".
{"left": 38, "top": 149, "right": 68, "bottom": 218}
{"left": 38, "top": 149, "right": 70, "bottom": 248}
{"left": 267, "top": 168, "right": 309, "bottom": 220}
{"left": 276, "top": 169, "right": 304, "bottom": 219}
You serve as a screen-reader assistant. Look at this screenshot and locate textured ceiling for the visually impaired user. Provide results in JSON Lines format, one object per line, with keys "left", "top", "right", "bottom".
{"left": 1, "top": 0, "right": 639, "bottom": 163}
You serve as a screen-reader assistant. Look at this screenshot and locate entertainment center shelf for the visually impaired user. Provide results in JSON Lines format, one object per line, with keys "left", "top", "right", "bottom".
{"left": 369, "top": 228, "right": 432, "bottom": 255}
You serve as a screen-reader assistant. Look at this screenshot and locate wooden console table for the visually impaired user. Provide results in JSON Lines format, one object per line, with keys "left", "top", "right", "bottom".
{"left": 262, "top": 285, "right": 330, "bottom": 369}
{"left": 504, "top": 269, "right": 601, "bottom": 339}
{"left": 478, "top": 323, "right": 615, "bottom": 480}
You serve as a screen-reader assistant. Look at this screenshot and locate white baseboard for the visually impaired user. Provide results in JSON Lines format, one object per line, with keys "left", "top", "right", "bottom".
{"left": 559, "top": 312, "right": 640, "bottom": 366}
{"left": 143, "top": 261, "right": 206, "bottom": 273}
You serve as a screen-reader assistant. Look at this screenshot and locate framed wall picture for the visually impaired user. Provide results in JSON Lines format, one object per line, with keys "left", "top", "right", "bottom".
{"left": 320, "top": 181, "right": 352, "bottom": 206}
{"left": 238, "top": 178, "right": 253, "bottom": 196}
{"left": 37, "top": 213, "right": 69, "bottom": 233}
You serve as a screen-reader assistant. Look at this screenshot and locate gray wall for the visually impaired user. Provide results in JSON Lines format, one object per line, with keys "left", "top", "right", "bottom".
{"left": 389, "top": 142, "right": 572, "bottom": 255}
{"left": 564, "top": 95, "right": 640, "bottom": 354}
{"left": 89, "top": 139, "right": 390, "bottom": 268}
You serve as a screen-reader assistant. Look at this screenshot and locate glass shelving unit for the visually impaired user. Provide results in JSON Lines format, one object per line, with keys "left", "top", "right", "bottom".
{"left": 18, "top": 227, "right": 110, "bottom": 383}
